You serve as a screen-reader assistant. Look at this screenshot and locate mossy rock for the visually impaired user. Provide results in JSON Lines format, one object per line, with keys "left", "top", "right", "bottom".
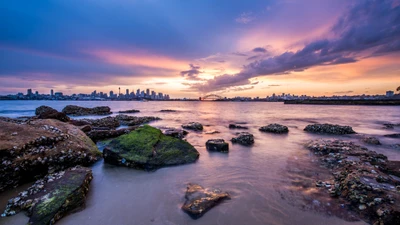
{"left": 103, "top": 125, "right": 199, "bottom": 170}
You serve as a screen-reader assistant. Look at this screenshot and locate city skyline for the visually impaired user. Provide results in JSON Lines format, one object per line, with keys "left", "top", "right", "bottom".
{"left": 0, "top": 0, "right": 399, "bottom": 97}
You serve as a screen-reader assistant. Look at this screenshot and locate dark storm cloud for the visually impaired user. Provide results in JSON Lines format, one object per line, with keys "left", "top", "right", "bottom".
{"left": 192, "top": 0, "right": 400, "bottom": 93}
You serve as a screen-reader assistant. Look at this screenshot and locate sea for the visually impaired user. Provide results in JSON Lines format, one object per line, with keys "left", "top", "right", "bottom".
{"left": 0, "top": 100, "right": 399, "bottom": 225}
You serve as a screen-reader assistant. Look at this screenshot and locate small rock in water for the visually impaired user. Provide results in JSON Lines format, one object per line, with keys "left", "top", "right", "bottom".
{"left": 361, "top": 136, "right": 381, "bottom": 145}
{"left": 206, "top": 139, "right": 229, "bottom": 152}
{"left": 304, "top": 123, "right": 356, "bottom": 135}
{"left": 231, "top": 132, "right": 254, "bottom": 146}
{"left": 229, "top": 124, "right": 248, "bottom": 129}
{"left": 181, "top": 183, "right": 230, "bottom": 219}
{"left": 182, "top": 122, "right": 203, "bottom": 131}
{"left": 259, "top": 123, "right": 289, "bottom": 134}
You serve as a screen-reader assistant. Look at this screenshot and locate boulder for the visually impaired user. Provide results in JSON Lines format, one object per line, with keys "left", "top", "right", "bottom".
{"left": 181, "top": 183, "right": 230, "bottom": 219}
{"left": 80, "top": 117, "right": 120, "bottom": 129}
{"left": 103, "top": 125, "right": 199, "bottom": 170}
{"left": 304, "top": 123, "right": 356, "bottom": 135}
{"left": 231, "top": 132, "right": 254, "bottom": 146}
{"left": 206, "top": 139, "right": 229, "bottom": 152}
{"left": 118, "top": 109, "right": 140, "bottom": 113}
{"left": 361, "top": 136, "right": 381, "bottom": 145}
{"left": 259, "top": 123, "right": 289, "bottom": 134}
{"left": 228, "top": 124, "right": 248, "bottom": 129}
{"left": 35, "top": 106, "right": 70, "bottom": 122}
{"left": 182, "top": 122, "right": 203, "bottom": 131}
{"left": 62, "top": 105, "right": 112, "bottom": 116}
{"left": 1, "top": 166, "right": 93, "bottom": 225}
{"left": 0, "top": 119, "right": 101, "bottom": 192}
{"left": 161, "top": 128, "right": 188, "bottom": 139}
{"left": 35, "top": 106, "right": 58, "bottom": 116}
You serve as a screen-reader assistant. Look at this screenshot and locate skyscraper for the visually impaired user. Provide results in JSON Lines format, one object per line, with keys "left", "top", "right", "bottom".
{"left": 146, "top": 89, "right": 150, "bottom": 97}
{"left": 126, "top": 89, "right": 129, "bottom": 96}
{"left": 51, "top": 89, "right": 54, "bottom": 96}
{"left": 27, "top": 89, "right": 32, "bottom": 96}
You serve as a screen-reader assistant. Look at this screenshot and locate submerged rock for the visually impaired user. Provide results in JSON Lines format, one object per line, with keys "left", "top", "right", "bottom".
{"left": 160, "top": 109, "right": 177, "bottom": 112}
{"left": 206, "top": 139, "right": 229, "bottom": 152}
{"left": 231, "top": 132, "right": 254, "bottom": 146}
{"left": 62, "top": 105, "right": 112, "bottom": 116}
{"left": 0, "top": 119, "right": 101, "bottom": 192}
{"left": 361, "top": 136, "right": 381, "bottom": 145}
{"left": 182, "top": 122, "right": 203, "bottom": 131}
{"left": 2, "top": 166, "right": 93, "bottom": 225}
{"left": 181, "top": 183, "right": 230, "bottom": 219}
{"left": 161, "top": 128, "right": 188, "bottom": 139}
{"left": 35, "top": 106, "right": 70, "bottom": 122}
{"left": 205, "top": 130, "right": 220, "bottom": 135}
{"left": 118, "top": 109, "right": 140, "bottom": 113}
{"left": 384, "top": 133, "right": 400, "bottom": 138}
{"left": 103, "top": 125, "right": 199, "bottom": 170}
{"left": 304, "top": 123, "right": 356, "bottom": 135}
{"left": 383, "top": 123, "right": 395, "bottom": 129}
{"left": 228, "top": 124, "right": 248, "bottom": 129}
{"left": 115, "top": 114, "right": 160, "bottom": 126}
{"left": 259, "top": 123, "right": 289, "bottom": 134}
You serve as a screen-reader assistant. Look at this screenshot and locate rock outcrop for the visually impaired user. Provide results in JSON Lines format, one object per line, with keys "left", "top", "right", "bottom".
{"left": 182, "top": 122, "right": 203, "bottom": 131}
{"left": 304, "top": 123, "right": 356, "bottom": 135}
{"left": 305, "top": 139, "right": 400, "bottom": 225}
{"left": 181, "top": 183, "right": 230, "bottom": 219}
{"left": 228, "top": 124, "right": 248, "bottom": 129}
{"left": 62, "top": 105, "right": 112, "bottom": 116}
{"left": 160, "top": 109, "right": 177, "bottom": 112}
{"left": 160, "top": 127, "right": 188, "bottom": 139}
{"left": 87, "top": 127, "right": 137, "bottom": 142}
{"left": 103, "top": 125, "right": 199, "bottom": 170}
{"left": 1, "top": 166, "right": 93, "bottom": 225}
{"left": 384, "top": 133, "right": 400, "bottom": 138}
{"left": 35, "top": 106, "right": 70, "bottom": 122}
{"left": 206, "top": 139, "right": 229, "bottom": 152}
{"left": 115, "top": 114, "right": 160, "bottom": 126}
{"left": 231, "top": 132, "right": 254, "bottom": 146}
{"left": 0, "top": 119, "right": 101, "bottom": 192}
{"left": 259, "top": 123, "right": 289, "bottom": 134}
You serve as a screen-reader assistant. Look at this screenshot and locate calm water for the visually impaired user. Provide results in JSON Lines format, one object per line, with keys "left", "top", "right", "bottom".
{"left": 0, "top": 100, "right": 399, "bottom": 225}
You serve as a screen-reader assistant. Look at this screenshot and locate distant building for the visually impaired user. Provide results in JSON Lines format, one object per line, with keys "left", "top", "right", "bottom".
{"left": 51, "top": 89, "right": 54, "bottom": 96}
{"left": 27, "top": 89, "right": 32, "bottom": 96}
{"left": 136, "top": 89, "right": 140, "bottom": 96}
{"left": 35, "top": 91, "right": 39, "bottom": 96}
{"left": 146, "top": 89, "right": 150, "bottom": 97}
{"left": 386, "top": 91, "right": 394, "bottom": 97}
{"left": 126, "top": 89, "right": 129, "bottom": 96}
{"left": 54, "top": 92, "right": 63, "bottom": 97}
{"left": 110, "top": 91, "right": 114, "bottom": 98}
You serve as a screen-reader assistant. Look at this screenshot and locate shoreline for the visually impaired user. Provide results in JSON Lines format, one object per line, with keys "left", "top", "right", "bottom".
{"left": 284, "top": 99, "right": 400, "bottom": 106}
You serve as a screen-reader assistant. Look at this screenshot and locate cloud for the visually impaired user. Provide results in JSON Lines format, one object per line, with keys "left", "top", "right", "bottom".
{"left": 268, "top": 84, "right": 281, "bottom": 87}
{"left": 252, "top": 47, "right": 267, "bottom": 53}
{"left": 235, "top": 12, "right": 255, "bottom": 24}
{"left": 180, "top": 64, "right": 202, "bottom": 80}
{"left": 333, "top": 90, "right": 353, "bottom": 94}
{"left": 190, "top": 0, "right": 400, "bottom": 93}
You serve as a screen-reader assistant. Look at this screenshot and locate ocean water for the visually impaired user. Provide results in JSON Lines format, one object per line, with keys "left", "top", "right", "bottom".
{"left": 0, "top": 100, "right": 399, "bottom": 225}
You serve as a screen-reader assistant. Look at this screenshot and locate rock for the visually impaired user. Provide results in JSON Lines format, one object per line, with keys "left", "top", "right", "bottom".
{"left": 181, "top": 183, "right": 230, "bottom": 219}
{"left": 35, "top": 106, "right": 70, "bottom": 122}
{"left": 0, "top": 119, "right": 101, "bottom": 192}
{"left": 361, "top": 136, "right": 381, "bottom": 145}
{"left": 205, "top": 130, "right": 220, "bottom": 134}
{"left": 384, "top": 133, "right": 400, "bottom": 138}
{"left": 161, "top": 128, "right": 188, "bottom": 139}
{"left": 80, "top": 117, "right": 120, "bottom": 129}
{"left": 182, "top": 122, "right": 203, "bottom": 131}
{"left": 87, "top": 127, "right": 137, "bottom": 142}
{"left": 115, "top": 114, "right": 160, "bottom": 126}
{"left": 304, "top": 123, "right": 356, "bottom": 135}
{"left": 259, "top": 123, "right": 289, "bottom": 134}
{"left": 160, "top": 109, "right": 177, "bottom": 112}
{"left": 103, "top": 125, "right": 199, "bottom": 170}
{"left": 35, "top": 106, "right": 58, "bottom": 116}
{"left": 62, "top": 105, "right": 112, "bottom": 116}
{"left": 206, "top": 139, "right": 229, "bottom": 152}
{"left": 118, "top": 109, "right": 140, "bottom": 113}
{"left": 228, "top": 124, "right": 248, "bottom": 129}
{"left": 2, "top": 166, "right": 93, "bottom": 225}
{"left": 80, "top": 125, "right": 92, "bottom": 133}
{"left": 231, "top": 132, "right": 254, "bottom": 146}
{"left": 383, "top": 123, "right": 395, "bottom": 129}
{"left": 69, "top": 120, "right": 91, "bottom": 127}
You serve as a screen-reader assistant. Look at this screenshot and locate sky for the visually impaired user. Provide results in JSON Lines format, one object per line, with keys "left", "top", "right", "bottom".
{"left": 0, "top": 0, "right": 399, "bottom": 98}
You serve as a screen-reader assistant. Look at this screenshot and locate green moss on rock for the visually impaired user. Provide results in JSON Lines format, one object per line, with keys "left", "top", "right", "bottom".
{"left": 103, "top": 125, "right": 199, "bottom": 170}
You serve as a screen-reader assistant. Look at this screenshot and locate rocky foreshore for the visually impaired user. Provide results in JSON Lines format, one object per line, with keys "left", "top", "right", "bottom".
{"left": 2, "top": 166, "right": 93, "bottom": 225}
{"left": 305, "top": 139, "right": 400, "bottom": 224}
{"left": 0, "top": 119, "right": 101, "bottom": 192}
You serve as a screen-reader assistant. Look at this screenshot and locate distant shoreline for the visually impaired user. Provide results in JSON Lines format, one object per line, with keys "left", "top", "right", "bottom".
{"left": 284, "top": 99, "right": 400, "bottom": 105}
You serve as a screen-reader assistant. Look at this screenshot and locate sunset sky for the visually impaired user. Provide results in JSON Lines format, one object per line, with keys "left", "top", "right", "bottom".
{"left": 0, "top": 0, "right": 399, "bottom": 98}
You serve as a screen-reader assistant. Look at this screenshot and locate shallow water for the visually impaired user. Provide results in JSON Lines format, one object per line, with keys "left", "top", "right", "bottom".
{"left": 0, "top": 100, "right": 399, "bottom": 225}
